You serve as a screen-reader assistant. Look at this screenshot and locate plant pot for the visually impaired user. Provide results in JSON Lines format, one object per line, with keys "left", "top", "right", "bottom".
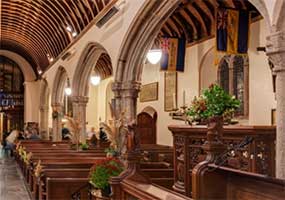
{"left": 101, "top": 186, "right": 111, "bottom": 197}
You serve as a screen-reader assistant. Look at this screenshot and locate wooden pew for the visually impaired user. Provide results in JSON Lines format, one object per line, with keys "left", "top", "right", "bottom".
{"left": 36, "top": 168, "right": 90, "bottom": 200}
{"left": 141, "top": 144, "right": 173, "bottom": 165}
{"left": 192, "top": 163, "right": 285, "bottom": 200}
{"left": 111, "top": 179, "right": 191, "bottom": 200}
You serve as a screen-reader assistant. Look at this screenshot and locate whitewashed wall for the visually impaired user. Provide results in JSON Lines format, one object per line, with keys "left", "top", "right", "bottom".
{"left": 138, "top": 19, "right": 276, "bottom": 146}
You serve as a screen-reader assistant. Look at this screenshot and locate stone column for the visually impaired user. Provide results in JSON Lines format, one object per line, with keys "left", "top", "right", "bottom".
{"left": 112, "top": 82, "right": 122, "bottom": 119}
{"left": 243, "top": 55, "right": 249, "bottom": 117}
{"left": 120, "top": 81, "right": 141, "bottom": 121}
{"left": 72, "top": 96, "right": 88, "bottom": 143}
{"left": 228, "top": 55, "right": 235, "bottom": 95}
{"left": 51, "top": 103, "right": 63, "bottom": 141}
{"left": 266, "top": 31, "right": 285, "bottom": 179}
{"left": 39, "top": 105, "right": 49, "bottom": 140}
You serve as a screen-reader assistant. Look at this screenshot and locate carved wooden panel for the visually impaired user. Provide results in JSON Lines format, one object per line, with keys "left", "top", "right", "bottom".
{"left": 169, "top": 125, "right": 276, "bottom": 197}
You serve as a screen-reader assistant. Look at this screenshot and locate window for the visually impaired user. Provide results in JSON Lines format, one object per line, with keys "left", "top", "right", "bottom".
{"left": 218, "top": 55, "right": 249, "bottom": 117}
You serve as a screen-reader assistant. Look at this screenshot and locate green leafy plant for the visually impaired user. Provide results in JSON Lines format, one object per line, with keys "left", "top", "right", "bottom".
{"left": 89, "top": 158, "right": 124, "bottom": 189}
{"left": 80, "top": 143, "right": 89, "bottom": 150}
{"left": 104, "top": 147, "right": 118, "bottom": 157}
{"left": 187, "top": 84, "right": 240, "bottom": 122}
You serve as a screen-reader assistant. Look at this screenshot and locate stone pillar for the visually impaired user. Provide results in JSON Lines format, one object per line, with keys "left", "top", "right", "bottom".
{"left": 120, "top": 81, "right": 141, "bottom": 121}
{"left": 266, "top": 31, "right": 285, "bottom": 179}
{"left": 243, "top": 55, "right": 249, "bottom": 117}
{"left": 51, "top": 103, "right": 63, "bottom": 141}
{"left": 228, "top": 55, "right": 235, "bottom": 95}
{"left": 39, "top": 105, "right": 49, "bottom": 140}
{"left": 72, "top": 96, "right": 88, "bottom": 143}
{"left": 112, "top": 82, "right": 122, "bottom": 119}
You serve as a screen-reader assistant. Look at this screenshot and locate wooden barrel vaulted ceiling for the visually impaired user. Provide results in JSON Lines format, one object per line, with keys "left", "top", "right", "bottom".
{"left": 0, "top": 0, "right": 113, "bottom": 73}
{"left": 158, "top": 0, "right": 260, "bottom": 45}
{"left": 0, "top": 0, "right": 261, "bottom": 74}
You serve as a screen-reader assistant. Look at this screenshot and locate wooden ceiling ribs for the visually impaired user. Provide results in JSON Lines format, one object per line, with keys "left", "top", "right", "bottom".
{"left": 2, "top": 15, "right": 63, "bottom": 54}
{"left": 94, "top": 53, "right": 112, "bottom": 80}
{"left": 0, "top": 0, "right": 260, "bottom": 75}
{"left": 2, "top": 2, "right": 66, "bottom": 50}
{"left": 0, "top": 0, "right": 112, "bottom": 73}
{"left": 159, "top": 0, "right": 260, "bottom": 45}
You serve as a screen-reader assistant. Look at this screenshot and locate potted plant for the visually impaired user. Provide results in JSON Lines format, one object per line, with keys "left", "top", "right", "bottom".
{"left": 187, "top": 84, "right": 240, "bottom": 125}
{"left": 89, "top": 157, "right": 124, "bottom": 197}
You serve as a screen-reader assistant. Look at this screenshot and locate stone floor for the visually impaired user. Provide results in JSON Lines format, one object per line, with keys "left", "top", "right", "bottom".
{"left": 0, "top": 148, "right": 31, "bottom": 200}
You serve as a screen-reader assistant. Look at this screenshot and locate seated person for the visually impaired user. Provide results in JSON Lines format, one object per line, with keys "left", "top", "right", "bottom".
{"left": 5, "top": 130, "right": 19, "bottom": 156}
{"left": 87, "top": 127, "right": 97, "bottom": 140}
{"left": 17, "top": 131, "right": 25, "bottom": 140}
{"left": 26, "top": 130, "right": 41, "bottom": 140}
{"left": 90, "top": 134, "right": 98, "bottom": 146}
{"left": 99, "top": 127, "right": 108, "bottom": 142}
{"left": 62, "top": 127, "right": 71, "bottom": 140}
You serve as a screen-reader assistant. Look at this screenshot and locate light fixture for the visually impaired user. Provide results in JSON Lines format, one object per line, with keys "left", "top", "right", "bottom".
{"left": 47, "top": 53, "right": 54, "bottom": 63}
{"left": 146, "top": 49, "right": 162, "bottom": 64}
{"left": 37, "top": 68, "right": 42, "bottom": 75}
{"left": 65, "top": 78, "right": 72, "bottom": 96}
{"left": 66, "top": 25, "right": 72, "bottom": 32}
{"left": 72, "top": 31, "right": 77, "bottom": 37}
{"left": 90, "top": 75, "right": 101, "bottom": 86}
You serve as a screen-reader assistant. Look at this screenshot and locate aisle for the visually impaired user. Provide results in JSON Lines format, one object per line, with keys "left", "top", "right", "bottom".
{"left": 0, "top": 148, "right": 31, "bottom": 200}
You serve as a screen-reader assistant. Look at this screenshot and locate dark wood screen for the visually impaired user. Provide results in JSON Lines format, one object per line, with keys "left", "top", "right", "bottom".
{"left": 0, "top": 56, "right": 24, "bottom": 132}
{"left": 137, "top": 112, "right": 157, "bottom": 144}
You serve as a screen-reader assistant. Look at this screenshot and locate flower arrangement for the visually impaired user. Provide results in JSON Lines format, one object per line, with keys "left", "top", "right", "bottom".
{"left": 89, "top": 157, "right": 124, "bottom": 196}
{"left": 64, "top": 116, "right": 81, "bottom": 150}
{"left": 187, "top": 84, "right": 240, "bottom": 123}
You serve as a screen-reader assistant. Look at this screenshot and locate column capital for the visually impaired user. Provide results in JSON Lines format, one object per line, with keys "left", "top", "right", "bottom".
{"left": 72, "top": 96, "right": 89, "bottom": 104}
{"left": 121, "top": 81, "right": 141, "bottom": 98}
{"left": 266, "top": 31, "right": 285, "bottom": 72}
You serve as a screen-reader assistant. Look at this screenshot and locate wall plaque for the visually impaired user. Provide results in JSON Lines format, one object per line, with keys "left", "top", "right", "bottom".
{"left": 139, "top": 82, "right": 158, "bottom": 102}
{"left": 164, "top": 72, "right": 177, "bottom": 111}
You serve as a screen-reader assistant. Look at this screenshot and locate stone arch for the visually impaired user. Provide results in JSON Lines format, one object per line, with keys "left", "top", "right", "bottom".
{"left": 249, "top": 0, "right": 271, "bottom": 27}
{"left": 199, "top": 46, "right": 216, "bottom": 93}
{"left": 72, "top": 42, "right": 112, "bottom": 142}
{"left": 271, "top": 0, "right": 285, "bottom": 31}
{"left": 51, "top": 66, "right": 68, "bottom": 141}
{"left": 39, "top": 78, "right": 50, "bottom": 139}
{"left": 72, "top": 42, "right": 110, "bottom": 98}
{"left": 114, "top": 0, "right": 272, "bottom": 120}
{"left": 0, "top": 50, "right": 36, "bottom": 82}
{"left": 105, "top": 80, "right": 114, "bottom": 122}
{"left": 51, "top": 66, "right": 68, "bottom": 105}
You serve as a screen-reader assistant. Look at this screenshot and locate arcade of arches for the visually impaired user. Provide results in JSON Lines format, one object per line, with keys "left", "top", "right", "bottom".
{"left": 1, "top": 0, "right": 285, "bottom": 199}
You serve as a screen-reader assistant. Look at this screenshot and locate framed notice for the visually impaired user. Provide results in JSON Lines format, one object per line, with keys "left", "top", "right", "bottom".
{"left": 164, "top": 72, "right": 177, "bottom": 111}
{"left": 139, "top": 82, "right": 158, "bottom": 102}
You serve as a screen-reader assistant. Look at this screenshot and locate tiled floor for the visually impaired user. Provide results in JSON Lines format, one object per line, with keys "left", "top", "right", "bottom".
{"left": 0, "top": 148, "right": 31, "bottom": 200}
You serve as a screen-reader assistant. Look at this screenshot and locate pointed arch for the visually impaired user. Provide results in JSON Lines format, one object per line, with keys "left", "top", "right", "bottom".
{"left": 51, "top": 66, "right": 68, "bottom": 105}
{"left": 39, "top": 78, "right": 50, "bottom": 139}
{"left": 72, "top": 42, "right": 112, "bottom": 98}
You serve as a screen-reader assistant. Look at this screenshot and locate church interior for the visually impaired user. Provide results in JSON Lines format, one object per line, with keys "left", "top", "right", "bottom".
{"left": 0, "top": 0, "right": 284, "bottom": 200}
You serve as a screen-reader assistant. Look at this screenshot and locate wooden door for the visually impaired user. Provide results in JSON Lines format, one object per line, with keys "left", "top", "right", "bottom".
{"left": 137, "top": 112, "right": 157, "bottom": 144}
